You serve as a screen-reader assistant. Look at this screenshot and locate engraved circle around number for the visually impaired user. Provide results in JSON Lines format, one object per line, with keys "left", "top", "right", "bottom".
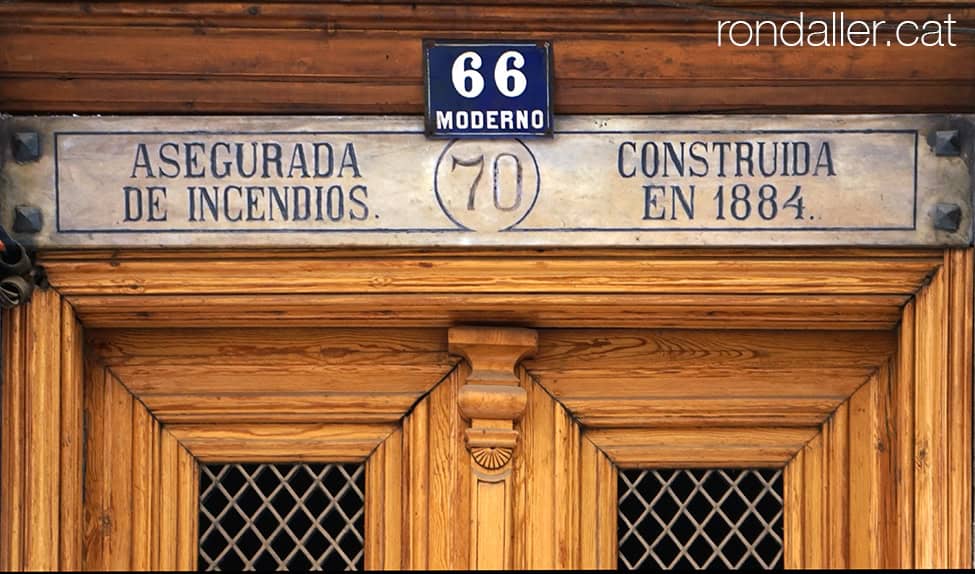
{"left": 434, "top": 139, "right": 540, "bottom": 232}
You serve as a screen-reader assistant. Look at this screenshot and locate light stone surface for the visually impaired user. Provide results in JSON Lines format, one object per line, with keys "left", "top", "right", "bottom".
{"left": 0, "top": 115, "right": 971, "bottom": 248}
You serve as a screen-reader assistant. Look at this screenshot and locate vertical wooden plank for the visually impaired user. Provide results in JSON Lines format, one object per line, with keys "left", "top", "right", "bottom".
{"left": 108, "top": 372, "right": 134, "bottom": 570}
{"left": 522, "top": 373, "right": 556, "bottom": 569}
{"left": 848, "top": 370, "right": 892, "bottom": 568}
{"left": 150, "top": 419, "right": 162, "bottom": 570}
{"left": 554, "top": 400, "right": 579, "bottom": 569}
{"left": 783, "top": 447, "right": 805, "bottom": 569}
{"left": 578, "top": 438, "right": 599, "bottom": 570}
{"left": 825, "top": 401, "right": 850, "bottom": 569}
{"left": 596, "top": 441, "right": 617, "bottom": 569}
{"left": 470, "top": 478, "right": 510, "bottom": 569}
{"left": 84, "top": 366, "right": 149, "bottom": 571}
{"left": 511, "top": 370, "right": 532, "bottom": 571}
{"left": 801, "top": 432, "right": 826, "bottom": 569}
{"left": 913, "top": 264, "right": 948, "bottom": 567}
{"left": 514, "top": 370, "right": 596, "bottom": 570}
{"left": 130, "top": 401, "right": 157, "bottom": 570}
{"left": 156, "top": 430, "right": 180, "bottom": 571}
{"left": 403, "top": 396, "right": 429, "bottom": 569}
{"left": 894, "top": 300, "right": 916, "bottom": 569}
{"left": 877, "top": 362, "right": 898, "bottom": 566}
{"left": 364, "top": 435, "right": 385, "bottom": 571}
{"left": 383, "top": 429, "right": 404, "bottom": 569}
{"left": 946, "top": 248, "right": 973, "bottom": 569}
{"left": 24, "top": 290, "right": 62, "bottom": 570}
{"left": 427, "top": 365, "right": 470, "bottom": 570}
{"left": 175, "top": 443, "right": 198, "bottom": 571}
{"left": 1, "top": 306, "right": 27, "bottom": 571}
{"left": 58, "top": 300, "right": 84, "bottom": 571}
{"left": 192, "top": 452, "right": 200, "bottom": 571}
{"left": 82, "top": 361, "right": 108, "bottom": 570}
{"left": 365, "top": 428, "right": 405, "bottom": 570}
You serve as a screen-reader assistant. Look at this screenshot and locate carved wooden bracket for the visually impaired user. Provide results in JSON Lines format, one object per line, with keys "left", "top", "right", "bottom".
{"left": 448, "top": 326, "right": 538, "bottom": 473}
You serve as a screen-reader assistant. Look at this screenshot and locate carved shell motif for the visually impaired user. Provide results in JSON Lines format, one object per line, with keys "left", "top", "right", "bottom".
{"left": 471, "top": 447, "right": 513, "bottom": 470}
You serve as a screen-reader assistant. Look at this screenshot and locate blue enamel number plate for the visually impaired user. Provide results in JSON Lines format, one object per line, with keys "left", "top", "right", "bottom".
{"left": 424, "top": 40, "right": 553, "bottom": 138}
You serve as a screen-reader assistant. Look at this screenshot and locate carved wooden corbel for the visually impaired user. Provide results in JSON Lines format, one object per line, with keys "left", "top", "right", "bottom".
{"left": 448, "top": 326, "right": 537, "bottom": 570}
{"left": 449, "top": 326, "right": 537, "bottom": 474}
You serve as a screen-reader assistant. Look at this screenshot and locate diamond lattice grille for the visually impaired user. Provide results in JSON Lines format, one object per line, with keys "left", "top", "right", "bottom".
{"left": 618, "top": 469, "right": 784, "bottom": 570}
{"left": 199, "top": 463, "right": 365, "bottom": 571}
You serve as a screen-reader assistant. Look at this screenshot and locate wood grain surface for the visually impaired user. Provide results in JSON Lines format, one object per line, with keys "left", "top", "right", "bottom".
{"left": 0, "top": 290, "right": 83, "bottom": 571}
{"left": 166, "top": 423, "right": 398, "bottom": 462}
{"left": 39, "top": 249, "right": 940, "bottom": 330}
{"left": 526, "top": 329, "right": 895, "bottom": 427}
{"left": 1, "top": 2, "right": 973, "bottom": 113}
{"left": 1, "top": 245, "right": 969, "bottom": 570}
{"left": 515, "top": 368, "right": 616, "bottom": 569}
{"left": 82, "top": 361, "right": 197, "bottom": 571}
{"left": 86, "top": 327, "right": 457, "bottom": 424}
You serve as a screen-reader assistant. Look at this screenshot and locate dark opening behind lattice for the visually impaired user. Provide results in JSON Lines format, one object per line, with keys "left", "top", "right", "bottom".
{"left": 198, "top": 463, "right": 364, "bottom": 571}
{"left": 618, "top": 468, "right": 784, "bottom": 570}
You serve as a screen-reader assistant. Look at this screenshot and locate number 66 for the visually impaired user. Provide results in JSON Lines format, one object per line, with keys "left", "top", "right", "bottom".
{"left": 451, "top": 50, "right": 528, "bottom": 99}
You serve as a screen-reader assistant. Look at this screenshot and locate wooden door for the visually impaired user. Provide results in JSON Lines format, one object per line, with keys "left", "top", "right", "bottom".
{"left": 1, "top": 248, "right": 971, "bottom": 570}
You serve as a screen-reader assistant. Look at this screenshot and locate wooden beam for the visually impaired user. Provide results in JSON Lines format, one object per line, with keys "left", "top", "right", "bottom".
{"left": 1, "top": 3, "right": 973, "bottom": 113}
{"left": 42, "top": 253, "right": 942, "bottom": 296}
{"left": 38, "top": 249, "right": 941, "bottom": 330}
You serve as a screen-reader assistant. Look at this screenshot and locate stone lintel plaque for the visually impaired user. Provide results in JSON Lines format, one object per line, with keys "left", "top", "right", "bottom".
{"left": 0, "top": 115, "right": 971, "bottom": 248}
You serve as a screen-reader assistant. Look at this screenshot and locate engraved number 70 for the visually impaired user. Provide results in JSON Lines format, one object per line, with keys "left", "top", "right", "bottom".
{"left": 451, "top": 153, "right": 523, "bottom": 212}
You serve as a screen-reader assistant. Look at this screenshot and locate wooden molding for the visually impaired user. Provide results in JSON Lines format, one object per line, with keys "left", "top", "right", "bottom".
{"left": 587, "top": 426, "right": 821, "bottom": 468}
{"left": 166, "top": 423, "right": 397, "bottom": 463}
{"left": 38, "top": 249, "right": 941, "bottom": 330}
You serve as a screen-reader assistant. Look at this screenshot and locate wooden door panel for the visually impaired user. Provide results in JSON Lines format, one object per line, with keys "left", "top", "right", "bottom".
{"left": 513, "top": 248, "right": 971, "bottom": 569}
{"left": 77, "top": 326, "right": 462, "bottom": 570}
{"left": 2, "top": 248, "right": 970, "bottom": 570}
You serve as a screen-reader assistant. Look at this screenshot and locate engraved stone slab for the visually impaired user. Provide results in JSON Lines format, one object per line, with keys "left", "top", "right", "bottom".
{"left": 0, "top": 115, "right": 971, "bottom": 247}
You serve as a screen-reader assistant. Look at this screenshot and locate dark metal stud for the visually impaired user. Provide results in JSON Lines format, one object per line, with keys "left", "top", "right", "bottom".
{"left": 933, "top": 202, "right": 962, "bottom": 232}
{"left": 934, "top": 130, "right": 961, "bottom": 157}
{"left": 11, "top": 132, "right": 40, "bottom": 162}
{"left": 12, "top": 206, "right": 43, "bottom": 234}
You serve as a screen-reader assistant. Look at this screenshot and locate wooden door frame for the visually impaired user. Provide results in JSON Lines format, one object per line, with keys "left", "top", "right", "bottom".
{"left": 1, "top": 247, "right": 971, "bottom": 570}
